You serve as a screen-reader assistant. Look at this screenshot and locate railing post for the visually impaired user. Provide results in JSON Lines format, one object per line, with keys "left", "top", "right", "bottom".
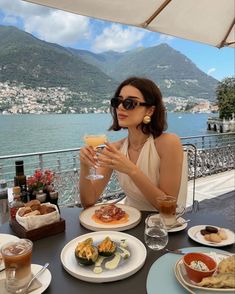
{"left": 72, "top": 154, "right": 79, "bottom": 205}
{"left": 39, "top": 154, "right": 43, "bottom": 170}
{"left": 202, "top": 136, "right": 205, "bottom": 149}
{"left": 57, "top": 157, "right": 61, "bottom": 173}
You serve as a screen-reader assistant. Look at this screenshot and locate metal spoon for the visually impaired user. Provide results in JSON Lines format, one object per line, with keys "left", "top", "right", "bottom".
{"left": 16, "top": 262, "right": 49, "bottom": 294}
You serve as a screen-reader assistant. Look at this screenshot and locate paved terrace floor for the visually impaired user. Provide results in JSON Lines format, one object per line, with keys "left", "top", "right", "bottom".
{"left": 187, "top": 170, "right": 235, "bottom": 226}
{"left": 187, "top": 169, "right": 235, "bottom": 207}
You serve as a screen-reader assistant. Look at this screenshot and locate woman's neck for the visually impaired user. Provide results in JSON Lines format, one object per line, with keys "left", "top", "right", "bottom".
{"left": 128, "top": 130, "right": 149, "bottom": 152}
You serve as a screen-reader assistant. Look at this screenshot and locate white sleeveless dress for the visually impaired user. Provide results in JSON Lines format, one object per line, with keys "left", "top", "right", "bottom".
{"left": 116, "top": 136, "right": 159, "bottom": 211}
{"left": 116, "top": 135, "right": 188, "bottom": 211}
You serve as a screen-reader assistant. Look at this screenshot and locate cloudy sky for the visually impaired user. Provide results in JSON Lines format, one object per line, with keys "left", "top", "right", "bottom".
{"left": 0, "top": 0, "right": 234, "bottom": 81}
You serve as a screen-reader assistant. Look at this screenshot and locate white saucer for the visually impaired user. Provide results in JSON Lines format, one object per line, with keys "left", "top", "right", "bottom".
{"left": 167, "top": 217, "right": 188, "bottom": 233}
{"left": 0, "top": 264, "right": 51, "bottom": 294}
{"left": 152, "top": 216, "right": 188, "bottom": 232}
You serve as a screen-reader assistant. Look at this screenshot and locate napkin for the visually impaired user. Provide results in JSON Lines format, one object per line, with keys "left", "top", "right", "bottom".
{"left": 16, "top": 203, "right": 60, "bottom": 230}
{"left": 166, "top": 220, "right": 185, "bottom": 229}
{"left": 0, "top": 277, "right": 42, "bottom": 294}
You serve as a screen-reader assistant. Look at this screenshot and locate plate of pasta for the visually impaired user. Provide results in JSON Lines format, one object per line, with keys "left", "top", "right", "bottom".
{"left": 79, "top": 204, "right": 141, "bottom": 231}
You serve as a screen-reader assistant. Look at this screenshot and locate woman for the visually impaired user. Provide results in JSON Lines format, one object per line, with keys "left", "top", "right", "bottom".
{"left": 79, "top": 77, "right": 183, "bottom": 211}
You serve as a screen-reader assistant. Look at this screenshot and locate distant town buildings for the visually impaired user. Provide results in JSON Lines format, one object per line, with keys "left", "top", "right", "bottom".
{"left": 0, "top": 81, "right": 217, "bottom": 114}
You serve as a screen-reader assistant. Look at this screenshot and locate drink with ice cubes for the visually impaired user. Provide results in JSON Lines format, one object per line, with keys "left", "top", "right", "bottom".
{"left": 1, "top": 239, "right": 33, "bottom": 293}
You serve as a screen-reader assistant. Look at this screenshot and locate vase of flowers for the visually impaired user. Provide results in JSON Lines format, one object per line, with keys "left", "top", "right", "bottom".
{"left": 27, "top": 169, "right": 55, "bottom": 202}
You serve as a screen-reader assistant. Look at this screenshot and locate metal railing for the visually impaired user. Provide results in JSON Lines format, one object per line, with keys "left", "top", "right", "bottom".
{"left": 0, "top": 133, "right": 234, "bottom": 207}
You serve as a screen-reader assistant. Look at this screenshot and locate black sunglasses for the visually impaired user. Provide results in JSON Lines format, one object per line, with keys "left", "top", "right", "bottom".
{"left": 111, "top": 97, "right": 150, "bottom": 110}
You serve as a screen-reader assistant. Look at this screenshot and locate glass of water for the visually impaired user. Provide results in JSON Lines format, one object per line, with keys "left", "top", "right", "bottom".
{"left": 144, "top": 214, "right": 168, "bottom": 250}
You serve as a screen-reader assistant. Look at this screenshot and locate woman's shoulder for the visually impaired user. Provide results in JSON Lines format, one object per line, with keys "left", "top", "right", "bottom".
{"left": 155, "top": 133, "right": 181, "bottom": 144}
{"left": 154, "top": 133, "right": 182, "bottom": 155}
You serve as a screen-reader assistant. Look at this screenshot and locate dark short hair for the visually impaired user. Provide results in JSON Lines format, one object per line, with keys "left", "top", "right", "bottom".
{"left": 109, "top": 76, "right": 167, "bottom": 137}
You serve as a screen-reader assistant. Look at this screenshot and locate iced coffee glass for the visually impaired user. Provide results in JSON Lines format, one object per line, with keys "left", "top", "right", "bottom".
{"left": 156, "top": 196, "right": 185, "bottom": 227}
{"left": 1, "top": 239, "right": 33, "bottom": 293}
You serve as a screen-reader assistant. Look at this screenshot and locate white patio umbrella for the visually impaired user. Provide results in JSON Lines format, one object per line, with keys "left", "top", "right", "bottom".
{"left": 23, "top": 0, "right": 234, "bottom": 48}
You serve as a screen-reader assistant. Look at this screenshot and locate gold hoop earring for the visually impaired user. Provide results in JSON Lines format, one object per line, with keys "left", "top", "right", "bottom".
{"left": 143, "top": 115, "right": 151, "bottom": 124}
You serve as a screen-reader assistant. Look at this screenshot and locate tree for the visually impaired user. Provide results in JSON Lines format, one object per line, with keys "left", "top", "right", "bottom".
{"left": 216, "top": 77, "right": 235, "bottom": 119}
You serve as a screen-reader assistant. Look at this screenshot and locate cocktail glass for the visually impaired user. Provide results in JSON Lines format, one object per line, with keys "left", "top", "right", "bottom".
{"left": 84, "top": 134, "right": 107, "bottom": 180}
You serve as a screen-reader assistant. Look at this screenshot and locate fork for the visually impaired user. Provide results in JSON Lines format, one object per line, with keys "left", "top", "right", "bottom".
{"left": 165, "top": 248, "right": 186, "bottom": 255}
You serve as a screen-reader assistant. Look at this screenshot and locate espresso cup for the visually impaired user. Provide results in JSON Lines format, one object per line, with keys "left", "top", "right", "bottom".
{"left": 156, "top": 196, "right": 185, "bottom": 227}
{"left": 1, "top": 238, "right": 33, "bottom": 293}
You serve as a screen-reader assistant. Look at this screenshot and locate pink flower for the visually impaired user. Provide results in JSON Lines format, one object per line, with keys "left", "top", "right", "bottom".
{"left": 27, "top": 169, "right": 54, "bottom": 192}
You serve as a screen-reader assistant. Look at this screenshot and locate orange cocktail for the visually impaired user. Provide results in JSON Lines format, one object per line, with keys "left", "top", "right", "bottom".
{"left": 84, "top": 134, "right": 107, "bottom": 180}
{"left": 84, "top": 134, "right": 107, "bottom": 148}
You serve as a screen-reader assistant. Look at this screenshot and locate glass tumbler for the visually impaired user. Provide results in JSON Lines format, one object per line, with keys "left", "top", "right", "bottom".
{"left": 144, "top": 214, "right": 168, "bottom": 250}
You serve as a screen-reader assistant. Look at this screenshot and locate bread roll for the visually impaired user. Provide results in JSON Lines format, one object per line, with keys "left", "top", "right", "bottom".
{"left": 25, "top": 199, "right": 41, "bottom": 211}
{"left": 24, "top": 210, "right": 41, "bottom": 217}
{"left": 39, "top": 205, "right": 48, "bottom": 215}
{"left": 45, "top": 206, "right": 56, "bottom": 213}
{"left": 18, "top": 207, "right": 32, "bottom": 217}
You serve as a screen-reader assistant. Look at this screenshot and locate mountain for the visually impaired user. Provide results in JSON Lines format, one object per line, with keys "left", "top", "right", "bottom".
{"left": 0, "top": 25, "right": 218, "bottom": 104}
{"left": 0, "top": 25, "right": 117, "bottom": 99}
{"left": 70, "top": 45, "right": 218, "bottom": 100}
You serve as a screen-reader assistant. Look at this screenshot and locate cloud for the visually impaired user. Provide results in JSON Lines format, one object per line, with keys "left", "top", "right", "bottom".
{"left": 159, "top": 34, "right": 175, "bottom": 42}
{"left": 207, "top": 68, "right": 216, "bottom": 75}
{"left": 92, "top": 24, "right": 146, "bottom": 52}
{"left": 24, "top": 11, "right": 90, "bottom": 46}
{"left": 0, "top": 0, "right": 91, "bottom": 46}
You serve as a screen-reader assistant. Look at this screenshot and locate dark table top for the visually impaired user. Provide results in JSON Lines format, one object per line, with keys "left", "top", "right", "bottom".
{"left": 0, "top": 207, "right": 234, "bottom": 294}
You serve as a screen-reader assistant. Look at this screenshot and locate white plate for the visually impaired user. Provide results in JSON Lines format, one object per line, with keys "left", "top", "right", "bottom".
{"left": 188, "top": 225, "right": 235, "bottom": 247}
{"left": 175, "top": 255, "right": 235, "bottom": 292}
{"left": 0, "top": 234, "right": 19, "bottom": 271}
{"left": 146, "top": 246, "right": 230, "bottom": 294}
{"left": 60, "top": 231, "right": 146, "bottom": 283}
{"left": 79, "top": 204, "right": 141, "bottom": 231}
{"left": 0, "top": 264, "right": 51, "bottom": 294}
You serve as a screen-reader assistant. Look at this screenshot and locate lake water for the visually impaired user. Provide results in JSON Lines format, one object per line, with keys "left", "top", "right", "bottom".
{"left": 0, "top": 112, "right": 215, "bottom": 156}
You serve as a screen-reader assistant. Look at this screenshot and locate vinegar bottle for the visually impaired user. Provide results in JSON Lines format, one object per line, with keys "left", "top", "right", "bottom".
{"left": 14, "top": 160, "right": 28, "bottom": 202}
{"left": 9, "top": 186, "right": 24, "bottom": 223}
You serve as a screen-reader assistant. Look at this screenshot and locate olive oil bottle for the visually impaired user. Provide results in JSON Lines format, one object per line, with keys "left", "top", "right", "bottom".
{"left": 14, "top": 160, "right": 28, "bottom": 202}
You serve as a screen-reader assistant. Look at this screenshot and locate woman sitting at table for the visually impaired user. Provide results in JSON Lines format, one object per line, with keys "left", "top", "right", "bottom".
{"left": 79, "top": 76, "right": 183, "bottom": 211}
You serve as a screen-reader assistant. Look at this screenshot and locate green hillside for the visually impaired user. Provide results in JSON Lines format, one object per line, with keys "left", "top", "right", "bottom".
{"left": 73, "top": 45, "right": 218, "bottom": 100}
{"left": 0, "top": 25, "right": 218, "bottom": 102}
{"left": 0, "top": 26, "right": 117, "bottom": 99}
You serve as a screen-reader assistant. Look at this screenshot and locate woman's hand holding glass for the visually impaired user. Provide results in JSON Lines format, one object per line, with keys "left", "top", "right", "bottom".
{"left": 81, "top": 134, "right": 107, "bottom": 180}
{"left": 98, "top": 142, "right": 137, "bottom": 175}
